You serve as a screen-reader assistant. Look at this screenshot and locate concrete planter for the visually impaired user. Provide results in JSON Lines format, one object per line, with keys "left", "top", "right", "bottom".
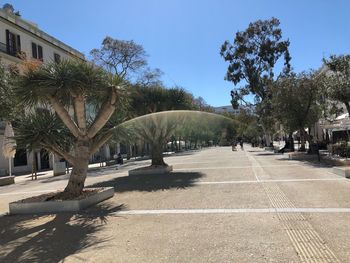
{"left": 321, "top": 156, "right": 350, "bottom": 167}
{"left": 0, "top": 176, "right": 15, "bottom": 186}
{"left": 264, "top": 147, "right": 274, "bottom": 151}
{"left": 53, "top": 162, "right": 66, "bottom": 176}
{"left": 288, "top": 153, "right": 318, "bottom": 161}
{"left": 9, "top": 187, "right": 114, "bottom": 215}
{"left": 128, "top": 165, "right": 173, "bottom": 176}
{"left": 332, "top": 167, "right": 350, "bottom": 179}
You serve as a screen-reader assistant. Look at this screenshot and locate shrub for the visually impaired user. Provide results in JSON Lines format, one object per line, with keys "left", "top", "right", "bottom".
{"left": 331, "top": 142, "right": 350, "bottom": 158}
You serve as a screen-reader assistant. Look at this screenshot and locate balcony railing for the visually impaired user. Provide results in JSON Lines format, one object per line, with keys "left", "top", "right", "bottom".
{"left": 0, "top": 42, "right": 24, "bottom": 59}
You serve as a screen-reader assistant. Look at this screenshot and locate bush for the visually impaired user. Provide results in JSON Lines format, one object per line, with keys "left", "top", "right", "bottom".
{"left": 330, "top": 142, "right": 350, "bottom": 158}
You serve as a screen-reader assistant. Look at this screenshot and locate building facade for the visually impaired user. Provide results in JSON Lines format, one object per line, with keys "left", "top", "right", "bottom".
{"left": 0, "top": 4, "right": 85, "bottom": 175}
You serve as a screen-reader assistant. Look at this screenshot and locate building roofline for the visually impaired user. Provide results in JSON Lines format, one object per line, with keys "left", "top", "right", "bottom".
{"left": 0, "top": 9, "right": 85, "bottom": 60}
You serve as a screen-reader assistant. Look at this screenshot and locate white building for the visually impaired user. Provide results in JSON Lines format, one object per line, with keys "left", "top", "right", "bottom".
{"left": 0, "top": 4, "right": 85, "bottom": 175}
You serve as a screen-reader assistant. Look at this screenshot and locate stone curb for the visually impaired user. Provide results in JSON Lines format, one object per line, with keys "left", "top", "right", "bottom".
{"left": 9, "top": 187, "right": 114, "bottom": 215}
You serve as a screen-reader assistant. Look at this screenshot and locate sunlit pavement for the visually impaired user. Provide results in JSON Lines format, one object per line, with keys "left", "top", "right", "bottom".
{"left": 1, "top": 146, "right": 350, "bottom": 262}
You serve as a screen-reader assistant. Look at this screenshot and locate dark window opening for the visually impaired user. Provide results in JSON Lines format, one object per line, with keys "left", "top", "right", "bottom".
{"left": 5, "top": 29, "right": 21, "bottom": 57}
{"left": 54, "top": 53, "right": 61, "bottom": 63}
{"left": 40, "top": 149, "right": 50, "bottom": 170}
{"left": 14, "top": 148, "right": 28, "bottom": 167}
{"left": 32, "top": 42, "right": 43, "bottom": 61}
{"left": 32, "top": 42, "right": 37, "bottom": 58}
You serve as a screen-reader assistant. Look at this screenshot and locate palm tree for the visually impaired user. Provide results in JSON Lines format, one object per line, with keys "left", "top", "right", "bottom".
{"left": 14, "top": 60, "right": 125, "bottom": 197}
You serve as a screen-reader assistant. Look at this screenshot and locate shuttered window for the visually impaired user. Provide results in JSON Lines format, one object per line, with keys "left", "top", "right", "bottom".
{"left": 32, "top": 42, "right": 43, "bottom": 61}
{"left": 38, "top": 45, "right": 43, "bottom": 61}
{"left": 54, "top": 53, "right": 61, "bottom": 63}
{"left": 32, "top": 42, "right": 37, "bottom": 58}
{"left": 5, "top": 29, "right": 21, "bottom": 56}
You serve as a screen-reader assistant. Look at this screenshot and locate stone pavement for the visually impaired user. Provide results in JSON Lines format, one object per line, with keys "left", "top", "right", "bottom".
{"left": 0, "top": 146, "right": 350, "bottom": 262}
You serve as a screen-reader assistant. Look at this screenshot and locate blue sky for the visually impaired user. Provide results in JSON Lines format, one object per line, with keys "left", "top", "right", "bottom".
{"left": 5, "top": 0, "right": 350, "bottom": 106}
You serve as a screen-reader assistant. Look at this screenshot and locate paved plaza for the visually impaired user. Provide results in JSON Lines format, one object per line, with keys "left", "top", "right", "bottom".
{"left": 1, "top": 146, "right": 350, "bottom": 262}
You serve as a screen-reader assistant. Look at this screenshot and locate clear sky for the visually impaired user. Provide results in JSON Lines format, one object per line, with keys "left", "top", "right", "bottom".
{"left": 5, "top": 0, "right": 350, "bottom": 106}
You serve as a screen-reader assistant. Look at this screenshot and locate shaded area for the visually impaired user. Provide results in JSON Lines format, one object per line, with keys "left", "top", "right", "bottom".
{"left": 0, "top": 202, "right": 124, "bottom": 263}
{"left": 255, "top": 152, "right": 276, "bottom": 156}
{"left": 275, "top": 155, "right": 332, "bottom": 168}
{"left": 248, "top": 150, "right": 263, "bottom": 153}
{"left": 89, "top": 171, "right": 204, "bottom": 192}
{"left": 165, "top": 150, "right": 200, "bottom": 157}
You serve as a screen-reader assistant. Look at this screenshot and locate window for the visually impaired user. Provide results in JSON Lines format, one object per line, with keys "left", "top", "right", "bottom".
{"left": 32, "top": 42, "right": 43, "bottom": 61}
{"left": 5, "top": 29, "right": 21, "bottom": 57}
{"left": 54, "top": 53, "right": 61, "bottom": 63}
{"left": 14, "top": 148, "right": 28, "bottom": 167}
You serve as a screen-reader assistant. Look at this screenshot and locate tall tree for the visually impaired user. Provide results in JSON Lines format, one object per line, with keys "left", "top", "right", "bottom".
{"left": 272, "top": 72, "right": 321, "bottom": 150}
{"left": 90, "top": 36, "right": 147, "bottom": 80}
{"left": 322, "top": 55, "right": 350, "bottom": 115}
{"left": 220, "top": 17, "right": 291, "bottom": 145}
{"left": 14, "top": 60, "right": 125, "bottom": 197}
{"left": 137, "top": 67, "right": 163, "bottom": 87}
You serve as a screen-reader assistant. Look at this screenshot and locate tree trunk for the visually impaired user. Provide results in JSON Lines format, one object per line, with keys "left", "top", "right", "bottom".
{"left": 344, "top": 102, "right": 350, "bottom": 116}
{"left": 31, "top": 152, "right": 37, "bottom": 180}
{"left": 299, "top": 129, "right": 306, "bottom": 152}
{"left": 64, "top": 140, "right": 90, "bottom": 197}
{"left": 151, "top": 144, "right": 166, "bottom": 166}
{"left": 260, "top": 123, "right": 272, "bottom": 147}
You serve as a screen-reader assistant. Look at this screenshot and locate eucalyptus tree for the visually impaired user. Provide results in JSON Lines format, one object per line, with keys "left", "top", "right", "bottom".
{"left": 220, "top": 17, "right": 291, "bottom": 145}
{"left": 14, "top": 60, "right": 127, "bottom": 197}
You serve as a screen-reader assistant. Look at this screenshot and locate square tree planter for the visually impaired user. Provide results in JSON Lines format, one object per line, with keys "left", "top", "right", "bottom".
{"left": 9, "top": 187, "right": 114, "bottom": 215}
{"left": 333, "top": 167, "right": 350, "bottom": 179}
{"left": 0, "top": 176, "right": 15, "bottom": 186}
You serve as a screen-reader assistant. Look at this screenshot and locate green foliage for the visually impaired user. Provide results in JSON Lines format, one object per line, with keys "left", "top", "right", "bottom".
{"left": 272, "top": 72, "right": 321, "bottom": 133}
{"left": 127, "top": 85, "right": 197, "bottom": 117}
{"left": 220, "top": 17, "right": 290, "bottom": 107}
{"left": 14, "top": 109, "right": 73, "bottom": 153}
{"left": 232, "top": 110, "right": 262, "bottom": 141}
{"left": 330, "top": 142, "right": 350, "bottom": 158}
{"left": 0, "top": 61, "right": 20, "bottom": 121}
{"left": 322, "top": 55, "right": 350, "bottom": 114}
{"left": 13, "top": 59, "right": 110, "bottom": 108}
{"left": 90, "top": 36, "right": 147, "bottom": 78}
{"left": 120, "top": 110, "right": 234, "bottom": 145}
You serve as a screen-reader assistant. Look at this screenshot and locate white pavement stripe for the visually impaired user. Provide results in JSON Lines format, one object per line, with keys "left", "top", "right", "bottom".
{"left": 0, "top": 178, "right": 343, "bottom": 196}
{"left": 0, "top": 189, "right": 58, "bottom": 196}
{"left": 194, "top": 178, "right": 346, "bottom": 185}
{"left": 175, "top": 164, "right": 299, "bottom": 170}
{"left": 170, "top": 160, "right": 250, "bottom": 165}
{"left": 114, "top": 208, "right": 350, "bottom": 215}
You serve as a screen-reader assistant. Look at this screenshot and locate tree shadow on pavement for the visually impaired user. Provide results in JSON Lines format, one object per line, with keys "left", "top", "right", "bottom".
{"left": 247, "top": 149, "right": 263, "bottom": 153}
{"left": 254, "top": 152, "right": 276, "bottom": 156}
{"left": 0, "top": 203, "right": 124, "bottom": 263}
{"left": 275, "top": 156, "right": 333, "bottom": 168}
{"left": 88, "top": 171, "right": 204, "bottom": 193}
{"left": 165, "top": 150, "right": 200, "bottom": 157}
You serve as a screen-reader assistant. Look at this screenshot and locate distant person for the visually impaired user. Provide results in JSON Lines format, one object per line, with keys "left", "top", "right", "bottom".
{"left": 232, "top": 140, "right": 237, "bottom": 151}
{"left": 115, "top": 153, "right": 123, "bottom": 170}
{"left": 239, "top": 140, "right": 243, "bottom": 150}
{"left": 116, "top": 153, "right": 123, "bottom": 165}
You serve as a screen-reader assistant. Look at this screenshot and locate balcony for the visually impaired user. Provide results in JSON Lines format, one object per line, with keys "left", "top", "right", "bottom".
{"left": 0, "top": 42, "right": 25, "bottom": 59}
